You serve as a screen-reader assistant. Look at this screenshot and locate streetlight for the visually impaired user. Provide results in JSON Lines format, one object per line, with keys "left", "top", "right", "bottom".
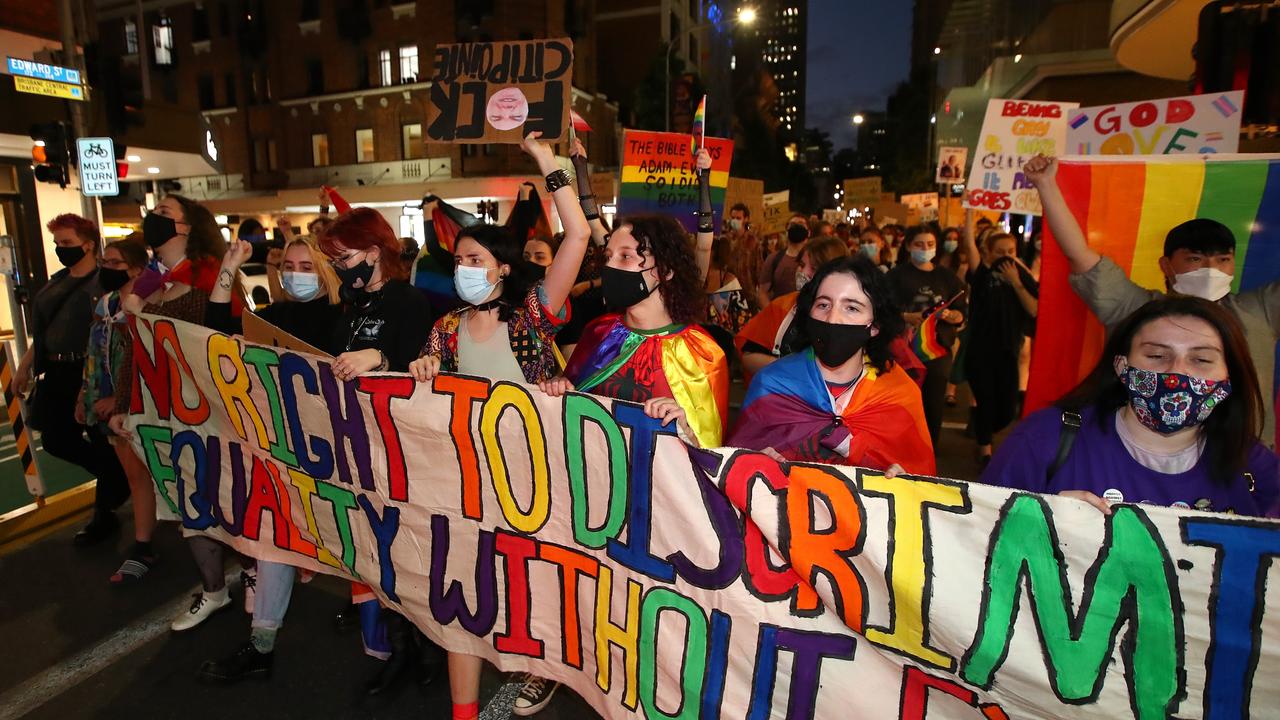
{"left": 665, "top": 7, "right": 757, "bottom": 131}
{"left": 933, "top": 46, "right": 941, "bottom": 55}
{"left": 852, "top": 113, "right": 865, "bottom": 125}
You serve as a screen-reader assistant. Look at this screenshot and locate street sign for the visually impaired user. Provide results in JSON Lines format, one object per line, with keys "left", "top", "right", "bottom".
{"left": 13, "top": 76, "right": 84, "bottom": 101}
{"left": 6, "top": 57, "right": 81, "bottom": 85}
{"left": 76, "top": 137, "right": 119, "bottom": 197}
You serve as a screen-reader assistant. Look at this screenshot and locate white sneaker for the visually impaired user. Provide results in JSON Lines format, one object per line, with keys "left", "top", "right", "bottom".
{"left": 171, "top": 591, "right": 231, "bottom": 632}
{"left": 512, "top": 675, "right": 559, "bottom": 716}
{"left": 241, "top": 567, "right": 257, "bottom": 614}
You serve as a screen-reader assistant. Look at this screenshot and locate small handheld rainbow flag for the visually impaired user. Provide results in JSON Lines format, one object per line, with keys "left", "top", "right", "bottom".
{"left": 691, "top": 95, "right": 706, "bottom": 156}
{"left": 909, "top": 291, "right": 963, "bottom": 362}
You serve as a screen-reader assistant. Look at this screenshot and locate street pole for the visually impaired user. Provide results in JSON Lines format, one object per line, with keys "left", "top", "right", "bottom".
{"left": 58, "top": 0, "right": 101, "bottom": 227}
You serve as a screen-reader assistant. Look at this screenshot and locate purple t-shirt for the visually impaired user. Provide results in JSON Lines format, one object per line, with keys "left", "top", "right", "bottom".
{"left": 982, "top": 406, "right": 1280, "bottom": 517}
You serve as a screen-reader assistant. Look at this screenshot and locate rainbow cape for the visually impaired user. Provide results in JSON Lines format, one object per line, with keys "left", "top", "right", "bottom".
{"left": 728, "top": 349, "right": 935, "bottom": 475}
{"left": 1026, "top": 155, "right": 1280, "bottom": 418}
{"left": 564, "top": 314, "right": 728, "bottom": 448}
{"left": 690, "top": 95, "right": 706, "bottom": 155}
{"left": 909, "top": 310, "right": 949, "bottom": 362}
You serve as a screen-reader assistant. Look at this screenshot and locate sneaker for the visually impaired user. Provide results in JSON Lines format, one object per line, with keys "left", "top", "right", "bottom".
{"left": 171, "top": 592, "right": 231, "bottom": 632}
{"left": 197, "top": 642, "right": 273, "bottom": 683}
{"left": 512, "top": 675, "right": 559, "bottom": 716}
{"left": 241, "top": 567, "right": 257, "bottom": 614}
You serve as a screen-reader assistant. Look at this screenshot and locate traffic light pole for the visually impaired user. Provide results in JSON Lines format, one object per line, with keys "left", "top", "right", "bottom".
{"left": 58, "top": 0, "right": 101, "bottom": 229}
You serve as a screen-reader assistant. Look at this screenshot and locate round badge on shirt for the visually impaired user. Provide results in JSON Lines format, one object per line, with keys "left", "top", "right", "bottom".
{"left": 1102, "top": 488, "right": 1125, "bottom": 504}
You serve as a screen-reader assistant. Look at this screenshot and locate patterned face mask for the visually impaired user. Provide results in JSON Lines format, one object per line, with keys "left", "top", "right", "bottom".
{"left": 1118, "top": 360, "right": 1232, "bottom": 434}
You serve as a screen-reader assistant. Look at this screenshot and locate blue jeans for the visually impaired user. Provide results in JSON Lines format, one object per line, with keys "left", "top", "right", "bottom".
{"left": 252, "top": 560, "right": 296, "bottom": 630}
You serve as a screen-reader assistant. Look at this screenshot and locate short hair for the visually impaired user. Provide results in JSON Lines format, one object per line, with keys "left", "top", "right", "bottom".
{"left": 318, "top": 207, "right": 408, "bottom": 281}
{"left": 47, "top": 214, "right": 100, "bottom": 247}
{"left": 1163, "top": 218, "right": 1236, "bottom": 257}
{"left": 730, "top": 203, "right": 750, "bottom": 217}
{"left": 106, "top": 237, "right": 148, "bottom": 268}
{"left": 785, "top": 255, "right": 905, "bottom": 373}
{"left": 799, "top": 236, "right": 850, "bottom": 268}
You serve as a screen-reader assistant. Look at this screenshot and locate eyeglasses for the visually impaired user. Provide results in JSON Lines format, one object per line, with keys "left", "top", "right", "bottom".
{"left": 330, "top": 251, "right": 361, "bottom": 270}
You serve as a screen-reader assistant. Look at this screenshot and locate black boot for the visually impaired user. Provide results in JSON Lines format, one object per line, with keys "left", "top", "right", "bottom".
{"left": 413, "top": 628, "right": 444, "bottom": 690}
{"left": 197, "top": 642, "right": 274, "bottom": 683}
{"left": 365, "top": 611, "right": 417, "bottom": 696}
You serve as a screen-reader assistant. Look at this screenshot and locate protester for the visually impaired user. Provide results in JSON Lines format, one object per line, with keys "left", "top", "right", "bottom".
{"left": 983, "top": 296, "right": 1279, "bottom": 517}
{"left": 960, "top": 218, "right": 1039, "bottom": 466}
{"left": 759, "top": 214, "right": 809, "bottom": 305}
{"left": 835, "top": 222, "right": 852, "bottom": 246}
{"left": 523, "top": 232, "right": 559, "bottom": 269}
{"left": 817, "top": 221, "right": 835, "bottom": 238}
{"left": 109, "top": 196, "right": 244, "bottom": 610}
{"left": 317, "top": 206, "right": 441, "bottom": 694}
{"left": 725, "top": 202, "right": 762, "bottom": 313}
{"left": 858, "top": 226, "right": 892, "bottom": 271}
{"left": 737, "top": 237, "right": 850, "bottom": 381}
{"left": 705, "top": 235, "right": 752, "bottom": 335}
{"left": 887, "top": 226, "right": 966, "bottom": 445}
{"left": 1025, "top": 154, "right": 1280, "bottom": 445}
{"left": 407, "top": 132, "right": 590, "bottom": 720}
{"left": 195, "top": 235, "right": 346, "bottom": 683}
{"left": 728, "top": 255, "right": 935, "bottom": 474}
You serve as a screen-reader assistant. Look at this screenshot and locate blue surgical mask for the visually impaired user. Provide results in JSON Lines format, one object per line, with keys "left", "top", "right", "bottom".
{"left": 454, "top": 265, "right": 499, "bottom": 305}
{"left": 860, "top": 243, "right": 879, "bottom": 260}
{"left": 911, "top": 248, "right": 936, "bottom": 265}
{"left": 282, "top": 271, "right": 322, "bottom": 301}
{"left": 943, "top": 239, "right": 959, "bottom": 253}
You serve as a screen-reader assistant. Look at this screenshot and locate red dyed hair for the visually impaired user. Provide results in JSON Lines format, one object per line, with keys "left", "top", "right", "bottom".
{"left": 47, "top": 213, "right": 101, "bottom": 247}
{"left": 317, "top": 207, "right": 407, "bottom": 281}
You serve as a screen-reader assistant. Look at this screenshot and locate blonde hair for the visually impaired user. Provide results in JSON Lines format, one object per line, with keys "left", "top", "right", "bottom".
{"left": 285, "top": 237, "right": 341, "bottom": 304}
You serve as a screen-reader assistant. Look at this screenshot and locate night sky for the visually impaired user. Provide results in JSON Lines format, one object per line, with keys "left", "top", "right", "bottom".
{"left": 805, "top": 0, "right": 913, "bottom": 151}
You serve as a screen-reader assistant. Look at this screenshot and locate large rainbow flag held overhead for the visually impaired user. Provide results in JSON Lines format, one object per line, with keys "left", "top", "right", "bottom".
{"left": 1026, "top": 154, "right": 1280, "bottom": 419}
{"left": 616, "top": 129, "right": 734, "bottom": 234}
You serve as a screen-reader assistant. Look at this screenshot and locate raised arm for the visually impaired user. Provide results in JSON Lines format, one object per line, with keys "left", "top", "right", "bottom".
{"left": 694, "top": 148, "right": 714, "bottom": 282}
{"left": 570, "top": 138, "right": 610, "bottom": 246}
{"left": 961, "top": 209, "right": 982, "bottom": 276}
{"left": 1024, "top": 155, "right": 1099, "bottom": 274}
{"left": 521, "top": 132, "right": 590, "bottom": 316}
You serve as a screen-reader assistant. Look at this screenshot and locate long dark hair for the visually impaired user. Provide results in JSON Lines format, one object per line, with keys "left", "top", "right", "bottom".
{"left": 616, "top": 214, "right": 703, "bottom": 324}
{"left": 455, "top": 223, "right": 540, "bottom": 321}
{"left": 784, "top": 254, "right": 905, "bottom": 372}
{"left": 1057, "top": 295, "right": 1263, "bottom": 484}
{"left": 170, "top": 195, "right": 225, "bottom": 263}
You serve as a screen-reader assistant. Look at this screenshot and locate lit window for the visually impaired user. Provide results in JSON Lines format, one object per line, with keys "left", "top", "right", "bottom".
{"left": 153, "top": 16, "right": 174, "bottom": 65}
{"left": 125, "top": 18, "right": 139, "bottom": 54}
{"left": 356, "top": 128, "right": 374, "bottom": 162}
{"left": 399, "top": 45, "right": 419, "bottom": 82}
{"left": 311, "top": 133, "right": 329, "bottom": 167}
{"left": 402, "top": 123, "right": 424, "bottom": 159}
{"left": 378, "top": 49, "right": 392, "bottom": 86}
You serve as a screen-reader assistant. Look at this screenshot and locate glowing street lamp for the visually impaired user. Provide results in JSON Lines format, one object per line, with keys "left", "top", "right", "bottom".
{"left": 738, "top": 7, "right": 757, "bottom": 24}
{"left": 852, "top": 114, "right": 865, "bottom": 125}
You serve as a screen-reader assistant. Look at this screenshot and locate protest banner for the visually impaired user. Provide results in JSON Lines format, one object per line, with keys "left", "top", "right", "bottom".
{"left": 1026, "top": 155, "right": 1280, "bottom": 441}
{"left": 242, "top": 312, "right": 331, "bottom": 358}
{"left": 963, "top": 98, "right": 1078, "bottom": 215}
{"left": 426, "top": 38, "right": 573, "bottom": 143}
{"left": 760, "top": 190, "right": 790, "bottom": 235}
{"left": 724, "top": 177, "right": 764, "bottom": 230}
{"left": 843, "top": 177, "right": 883, "bottom": 210}
{"left": 935, "top": 147, "right": 967, "bottom": 184}
{"left": 124, "top": 311, "right": 1280, "bottom": 719}
{"left": 617, "top": 129, "right": 734, "bottom": 234}
{"left": 1066, "top": 91, "right": 1244, "bottom": 155}
{"left": 901, "top": 192, "right": 940, "bottom": 223}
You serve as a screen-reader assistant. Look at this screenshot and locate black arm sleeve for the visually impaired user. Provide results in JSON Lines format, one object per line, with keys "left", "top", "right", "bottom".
{"left": 697, "top": 169, "right": 713, "bottom": 231}
{"left": 206, "top": 301, "right": 243, "bottom": 336}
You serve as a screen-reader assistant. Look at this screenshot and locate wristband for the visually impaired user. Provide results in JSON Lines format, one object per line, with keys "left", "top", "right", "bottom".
{"left": 585, "top": 212, "right": 601, "bottom": 221}
{"left": 545, "top": 169, "right": 572, "bottom": 194}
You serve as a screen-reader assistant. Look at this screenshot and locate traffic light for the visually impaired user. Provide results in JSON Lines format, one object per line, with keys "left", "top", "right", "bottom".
{"left": 30, "top": 121, "right": 72, "bottom": 187}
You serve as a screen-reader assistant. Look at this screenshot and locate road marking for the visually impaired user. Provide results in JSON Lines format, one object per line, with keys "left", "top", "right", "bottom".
{"left": 0, "top": 572, "right": 242, "bottom": 720}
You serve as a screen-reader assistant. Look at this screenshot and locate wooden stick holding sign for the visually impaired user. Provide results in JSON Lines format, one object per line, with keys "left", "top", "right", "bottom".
{"left": 426, "top": 38, "right": 574, "bottom": 143}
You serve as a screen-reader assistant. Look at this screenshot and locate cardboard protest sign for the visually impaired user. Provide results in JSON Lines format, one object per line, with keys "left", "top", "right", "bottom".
{"left": 242, "top": 312, "right": 331, "bottom": 358}
{"left": 843, "top": 177, "right": 883, "bottom": 210}
{"left": 1067, "top": 91, "right": 1244, "bottom": 155}
{"left": 126, "top": 312, "right": 1280, "bottom": 719}
{"left": 760, "top": 190, "right": 790, "bottom": 235}
{"left": 426, "top": 38, "right": 573, "bottom": 143}
{"left": 588, "top": 172, "right": 616, "bottom": 203}
{"left": 936, "top": 147, "right": 968, "bottom": 184}
{"left": 901, "top": 192, "right": 940, "bottom": 223}
{"left": 822, "top": 208, "right": 845, "bottom": 225}
{"left": 617, "top": 129, "right": 734, "bottom": 234}
{"left": 964, "top": 98, "right": 1078, "bottom": 215}
{"left": 724, "top": 177, "right": 764, "bottom": 230}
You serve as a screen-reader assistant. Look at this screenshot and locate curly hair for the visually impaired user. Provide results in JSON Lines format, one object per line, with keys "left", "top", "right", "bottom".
{"left": 617, "top": 214, "right": 703, "bottom": 324}
{"left": 169, "top": 195, "right": 226, "bottom": 263}
{"left": 783, "top": 254, "right": 905, "bottom": 373}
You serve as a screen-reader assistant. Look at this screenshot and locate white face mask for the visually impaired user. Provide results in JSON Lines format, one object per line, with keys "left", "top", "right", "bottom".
{"left": 281, "top": 271, "right": 323, "bottom": 302}
{"left": 454, "top": 265, "right": 500, "bottom": 305}
{"left": 1172, "top": 267, "right": 1233, "bottom": 301}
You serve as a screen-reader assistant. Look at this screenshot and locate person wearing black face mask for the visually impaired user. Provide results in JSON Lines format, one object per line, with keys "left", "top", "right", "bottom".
{"left": 759, "top": 215, "right": 810, "bottom": 306}
{"left": 728, "top": 255, "right": 936, "bottom": 475}
{"left": 12, "top": 214, "right": 131, "bottom": 547}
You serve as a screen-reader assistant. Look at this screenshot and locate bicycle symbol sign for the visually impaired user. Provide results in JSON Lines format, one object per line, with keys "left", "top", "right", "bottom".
{"left": 76, "top": 137, "right": 119, "bottom": 197}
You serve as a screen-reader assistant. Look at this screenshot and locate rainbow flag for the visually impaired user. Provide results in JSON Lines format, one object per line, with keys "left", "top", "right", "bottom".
{"left": 909, "top": 311, "right": 949, "bottom": 362}
{"left": 690, "top": 95, "right": 706, "bottom": 155}
{"left": 1026, "top": 155, "right": 1280, "bottom": 420}
{"left": 617, "top": 129, "right": 734, "bottom": 234}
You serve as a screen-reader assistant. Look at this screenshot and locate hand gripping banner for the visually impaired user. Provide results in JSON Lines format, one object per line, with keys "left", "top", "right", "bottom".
{"left": 125, "top": 313, "right": 1280, "bottom": 719}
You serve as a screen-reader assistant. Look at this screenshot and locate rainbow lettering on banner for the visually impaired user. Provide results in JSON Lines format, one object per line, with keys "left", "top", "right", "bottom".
{"left": 127, "top": 313, "right": 1280, "bottom": 720}
{"left": 616, "top": 129, "right": 733, "bottom": 234}
{"left": 1026, "top": 155, "right": 1280, "bottom": 430}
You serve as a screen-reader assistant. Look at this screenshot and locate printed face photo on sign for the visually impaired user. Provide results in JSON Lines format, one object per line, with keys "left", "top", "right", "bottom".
{"left": 486, "top": 87, "right": 529, "bottom": 130}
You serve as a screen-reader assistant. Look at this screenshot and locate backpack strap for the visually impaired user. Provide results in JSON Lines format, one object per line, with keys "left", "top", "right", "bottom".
{"left": 1047, "top": 411, "right": 1083, "bottom": 481}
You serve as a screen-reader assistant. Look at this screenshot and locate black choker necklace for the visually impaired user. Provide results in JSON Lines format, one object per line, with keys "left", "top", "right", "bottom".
{"left": 470, "top": 298, "right": 506, "bottom": 313}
